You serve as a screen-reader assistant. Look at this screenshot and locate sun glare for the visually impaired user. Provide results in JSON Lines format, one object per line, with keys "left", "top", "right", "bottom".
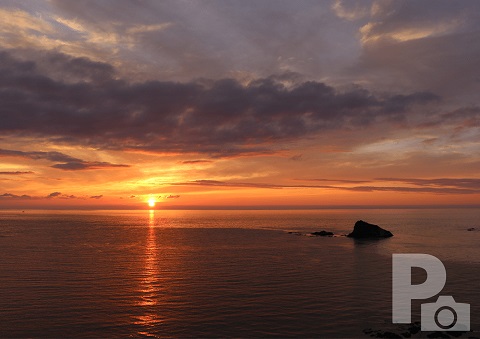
{"left": 148, "top": 198, "right": 156, "bottom": 208}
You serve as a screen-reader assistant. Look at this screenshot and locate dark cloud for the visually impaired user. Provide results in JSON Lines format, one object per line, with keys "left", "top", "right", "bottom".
{"left": 298, "top": 178, "right": 372, "bottom": 184}
{"left": 50, "top": 162, "right": 129, "bottom": 170}
{"left": 0, "top": 148, "right": 79, "bottom": 163}
{"left": 39, "top": 52, "right": 115, "bottom": 84}
{"left": 0, "top": 191, "right": 99, "bottom": 200}
{"left": 0, "top": 50, "right": 440, "bottom": 156}
{"left": 46, "top": 192, "right": 79, "bottom": 199}
{"left": 0, "top": 192, "right": 77, "bottom": 200}
{"left": 289, "top": 154, "right": 303, "bottom": 161}
{"left": 180, "top": 160, "right": 213, "bottom": 164}
{"left": 0, "top": 193, "right": 32, "bottom": 199}
{"left": 0, "top": 148, "right": 129, "bottom": 170}
{"left": 166, "top": 195, "right": 180, "bottom": 199}
{"left": 90, "top": 195, "right": 103, "bottom": 199}
{"left": 62, "top": 195, "right": 77, "bottom": 199}
{"left": 0, "top": 171, "right": 34, "bottom": 175}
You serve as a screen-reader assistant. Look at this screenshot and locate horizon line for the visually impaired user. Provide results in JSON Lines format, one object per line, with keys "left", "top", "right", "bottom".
{"left": 1, "top": 204, "right": 479, "bottom": 211}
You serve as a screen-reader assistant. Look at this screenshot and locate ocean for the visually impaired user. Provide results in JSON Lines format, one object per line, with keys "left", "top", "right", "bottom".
{"left": 0, "top": 209, "right": 479, "bottom": 338}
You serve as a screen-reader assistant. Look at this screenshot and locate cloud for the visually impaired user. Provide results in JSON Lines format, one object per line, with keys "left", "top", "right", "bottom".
{"left": 433, "top": 107, "right": 480, "bottom": 128}
{"left": 172, "top": 178, "right": 480, "bottom": 194}
{"left": 289, "top": 154, "right": 303, "bottom": 161}
{"left": 346, "top": 186, "right": 477, "bottom": 194}
{"left": 0, "top": 193, "right": 32, "bottom": 199}
{"left": 173, "top": 179, "right": 332, "bottom": 190}
{"left": 356, "top": 1, "right": 477, "bottom": 43}
{"left": 0, "top": 50, "right": 440, "bottom": 156}
{"left": 0, "top": 171, "right": 34, "bottom": 175}
{"left": 46, "top": 0, "right": 359, "bottom": 81}
{"left": 376, "top": 178, "right": 480, "bottom": 190}
{"left": 0, "top": 148, "right": 129, "bottom": 170}
{"left": 37, "top": 51, "right": 116, "bottom": 84}
{"left": 47, "top": 192, "right": 79, "bottom": 199}
{"left": 166, "top": 194, "right": 180, "bottom": 199}
{"left": 0, "top": 149, "right": 78, "bottom": 163}
{"left": 3, "top": 1, "right": 480, "bottom": 100}
{"left": 0, "top": 191, "right": 82, "bottom": 200}
{"left": 126, "top": 23, "right": 173, "bottom": 35}
{"left": 180, "top": 160, "right": 213, "bottom": 164}
{"left": 347, "top": 0, "right": 480, "bottom": 98}
{"left": 298, "top": 178, "right": 372, "bottom": 184}
{"left": 332, "top": 0, "right": 372, "bottom": 21}
{"left": 1, "top": 191, "right": 106, "bottom": 200}
{"left": 0, "top": 7, "right": 54, "bottom": 36}
{"left": 50, "top": 161, "right": 129, "bottom": 170}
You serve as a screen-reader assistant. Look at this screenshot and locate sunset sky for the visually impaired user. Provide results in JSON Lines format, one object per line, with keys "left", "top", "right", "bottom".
{"left": 0, "top": 0, "right": 479, "bottom": 209}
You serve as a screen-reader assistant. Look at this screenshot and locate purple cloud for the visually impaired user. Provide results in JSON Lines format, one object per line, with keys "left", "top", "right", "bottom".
{"left": 0, "top": 148, "right": 129, "bottom": 171}
{"left": 0, "top": 50, "right": 441, "bottom": 156}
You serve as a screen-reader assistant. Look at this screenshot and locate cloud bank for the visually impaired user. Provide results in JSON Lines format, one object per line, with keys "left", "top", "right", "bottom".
{"left": 0, "top": 50, "right": 440, "bottom": 156}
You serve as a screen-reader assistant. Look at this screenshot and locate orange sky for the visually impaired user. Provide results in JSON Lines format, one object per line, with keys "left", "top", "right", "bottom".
{"left": 0, "top": 2, "right": 479, "bottom": 209}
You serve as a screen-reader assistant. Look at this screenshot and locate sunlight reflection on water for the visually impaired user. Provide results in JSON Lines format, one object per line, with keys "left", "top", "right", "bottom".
{"left": 134, "top": 210, "right": 162, "bottom": 336}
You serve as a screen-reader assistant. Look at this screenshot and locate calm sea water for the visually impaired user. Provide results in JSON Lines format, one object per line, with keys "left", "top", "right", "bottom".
{"left": 0, "top": 209, "right": 479, "bottom": 338}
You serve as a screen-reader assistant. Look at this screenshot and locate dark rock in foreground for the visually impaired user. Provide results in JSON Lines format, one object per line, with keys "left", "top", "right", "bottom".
{"left": 363, "top": 321, "right": 474, "bottom": 339}
{"left": 311, "top": 231, "right": 334, "bottom": 237}
{"left": 347, "top": 220, "right": 393, "bottom": 238}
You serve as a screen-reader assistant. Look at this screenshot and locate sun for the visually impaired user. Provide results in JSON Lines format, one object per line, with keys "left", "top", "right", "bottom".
{"left": 148, "top": 198, "right": 156, "bottom": 208}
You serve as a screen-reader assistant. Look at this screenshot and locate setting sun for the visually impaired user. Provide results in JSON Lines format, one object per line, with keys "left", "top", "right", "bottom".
{"left": 148, "top": 198, "right": 156, "bottom": 208}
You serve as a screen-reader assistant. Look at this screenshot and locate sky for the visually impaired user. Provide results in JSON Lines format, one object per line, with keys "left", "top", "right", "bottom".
{"left": 0, "top": 0, "right": 479, "bottom": 209}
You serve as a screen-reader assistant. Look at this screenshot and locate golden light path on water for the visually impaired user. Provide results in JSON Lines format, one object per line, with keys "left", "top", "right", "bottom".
{"left": 135, "top": 210, "right": 163, "bottom": 337}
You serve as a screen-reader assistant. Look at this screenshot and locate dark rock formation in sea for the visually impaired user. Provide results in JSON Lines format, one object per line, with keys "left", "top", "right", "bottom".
{"left": 347, "top": 220, "right": 393, "bottom": 238}
{"left": 311, "top": 231, "right": 334, "bottom": 237}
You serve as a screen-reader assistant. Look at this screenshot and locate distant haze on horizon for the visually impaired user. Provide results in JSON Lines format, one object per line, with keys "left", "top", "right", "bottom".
{"left": 0, "top": 0, "right": 479, "bottom": 209}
